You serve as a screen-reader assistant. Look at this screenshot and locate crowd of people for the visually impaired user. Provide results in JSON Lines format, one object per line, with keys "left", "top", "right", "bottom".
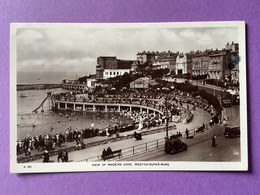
{"left": 18, "top": 88, "right": 222, "bottom": 162}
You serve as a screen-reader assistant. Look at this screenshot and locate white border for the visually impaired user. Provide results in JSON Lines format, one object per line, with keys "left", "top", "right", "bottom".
{"left": 10, "top": 22, "right": 247, "bottom": 173}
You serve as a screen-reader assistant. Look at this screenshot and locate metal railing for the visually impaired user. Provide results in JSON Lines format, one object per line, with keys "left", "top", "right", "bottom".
{"left": 81, "top": 138, "right": 166, "bottom": 162}
{"left": 80, "top": 119, "right": 222, "bottom": 162}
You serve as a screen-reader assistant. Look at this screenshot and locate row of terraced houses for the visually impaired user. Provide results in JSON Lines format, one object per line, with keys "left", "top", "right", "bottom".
{"left": 96, "top": 42, "right": 239, "bottom": 84}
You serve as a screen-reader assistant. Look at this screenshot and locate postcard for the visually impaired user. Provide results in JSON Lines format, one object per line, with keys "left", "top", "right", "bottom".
{"left": 10, "top": 21, "right": 247, "bottom": 173}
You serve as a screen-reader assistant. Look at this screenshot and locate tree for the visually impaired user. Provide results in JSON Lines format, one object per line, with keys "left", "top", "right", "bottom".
{"left": 77, "top": 76, "right": 88, "bottom": 83}
{"left": 170, "top": 69, "right": 176, "bottom": 76}
{"left": 163, "top": 68, "right": 170, "bottom": 75}
{"left": 113, "top": 72, "right": 133, "bottom": 89}
{"left": 151, "top": 69, "right": 164, "bottom": 79}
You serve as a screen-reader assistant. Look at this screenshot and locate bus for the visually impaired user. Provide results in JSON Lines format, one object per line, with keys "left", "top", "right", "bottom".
{"left": 221, "top": 89, "right": 239, "bottom": 107}
{"left": 222, "top": 98, "right": 232, "bottom": 107}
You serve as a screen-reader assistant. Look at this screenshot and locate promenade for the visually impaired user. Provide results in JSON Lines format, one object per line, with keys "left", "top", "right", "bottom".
{"left": 30, "top": 105, "right": 211, "bottom": 163}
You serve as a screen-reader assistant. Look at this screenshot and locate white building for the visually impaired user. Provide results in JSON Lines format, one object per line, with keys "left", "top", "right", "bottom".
{"left": 87, "top": 78, "right": 96, "bottom": 88}
{"left": 103, "top": 69, "right": 130, "bottom": 79}
{"left": 176, "top": 54, "right": 188, "bottom": 75}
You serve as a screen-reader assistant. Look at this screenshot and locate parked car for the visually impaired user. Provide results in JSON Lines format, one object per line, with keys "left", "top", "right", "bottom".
{"left": 134, "top": 131, "right": 142, "bottom": 140}
{"left": 224, "top": 126, "right": 240, "bottom": 138}
{"left": 165, "top": 138, "right": 187, "bottom": 154}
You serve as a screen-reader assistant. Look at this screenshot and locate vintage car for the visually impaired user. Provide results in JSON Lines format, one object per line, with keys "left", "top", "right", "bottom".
{"left": 165, "top": 138, "right": 188, "bottom": 154}
{"left": 134, "top": 131, "right": 142, "bottom": 140}
{"left": 224, "top": 126, "right": 240, "bottom": 138}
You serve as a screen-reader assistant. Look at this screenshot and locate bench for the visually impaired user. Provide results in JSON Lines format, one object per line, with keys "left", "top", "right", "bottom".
{"left": 102, "top": 149, "right": 122, "bottom": 161}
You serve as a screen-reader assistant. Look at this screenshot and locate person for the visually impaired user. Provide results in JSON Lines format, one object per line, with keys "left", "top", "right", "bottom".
{"left": 178, "top": 131, "right": 182, "bottom": 138}
{"left": 102, "top": 149, "right": 107, "bottom": 161}
{"left": 57, "top": 150, "right": 63, "bottom": 162}
{"left": 185, "top": 128, "right": 189, "bottom": 139}
{"left": 105, "top": 127, "right": 110, "bottom": 137}
{"left": 91, "top": 122, "right": 95, "bottom": 129}
{"left": 107, "top": 147, "right": 112, "bottom": 158}
{"left": 202, "top": 123, "right": 205, "bottom": 130}
{"left": 134, "top": 131, "right": 137, "bottom": 139}
{"left": 212, "top": 134, "right": 217, "bottom": 147}
{"left": 107, "top": 147, "right": 112, "bottom": 154}
{"left": 210, "top": 119, "right": 213, "bottom": 127}
{"left": 63, "top": 149, "right": 68, "bottom": 162}
{"left": 43, "top": 150, "right": 49, "bottom": 163}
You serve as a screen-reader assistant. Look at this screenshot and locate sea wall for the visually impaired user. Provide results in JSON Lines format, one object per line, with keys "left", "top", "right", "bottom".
{"left": 17, "top": 84, "right": 62, "bottom": 91}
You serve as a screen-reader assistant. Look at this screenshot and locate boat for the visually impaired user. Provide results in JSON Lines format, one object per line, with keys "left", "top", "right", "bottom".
{"left": 19, "top": 94, "right": 28, "bottom": 98}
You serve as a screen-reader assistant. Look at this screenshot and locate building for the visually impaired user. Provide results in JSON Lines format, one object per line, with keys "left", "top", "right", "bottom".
{"left": 208, "top": 49, "right": 231, "bottom": 81}
{"left": 152, "top": 51, "right": 177, "bottom": 70}
{"left": 96, "top": 56, "right": 118, "bottom": 79}
{"left": 175, "top": 53, "right": 193, "bottom": 75}
{"left": 192, "top": 51, "right": 210, "bottom": 76}
{"left": 86, "top": 78, "right": 96, "bottom": 88}
{"left": 131, "top": 60, "right": 140, "bottom": 72}
{"left": 152, "top": 56, "right": 176, "bottom": 70}
{"left": 137, "top": 51, "right": 156, "bottom": 65}
{"left": 130, "top": 77, "right": 150, "bottom": 90}
{"left": 96, "top": 56, "right": 132, "bottom": 79}
{"left": 129, "top": 77, "right": 158, "bottom": 90}
{"left": 226, "top": 42, "right": 239, "bottom": 52}
{"left": 192, "top": 53, "right": 202, "bottom": 76}
{"left": 117, "top": 59, "right": 133, "bottom": 69}
{"left": 226, "top": 42, "right": 239, "bottom": 84}
{"left": 103, "top": 69, "right": 130, "bottom": 79}
{"left": 62, "top": 79, "right": 87, "bottom": 91}
{"left": 201, "top": 53, "right": 210, "bottom": 76}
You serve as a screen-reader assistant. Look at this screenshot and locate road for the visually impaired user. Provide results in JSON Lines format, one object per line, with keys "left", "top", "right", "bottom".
{"left": 119, "top": 105, "right": 240, "bottom": 162}
{"left": 164, "top": 78, "right": 229, "bottom": 97}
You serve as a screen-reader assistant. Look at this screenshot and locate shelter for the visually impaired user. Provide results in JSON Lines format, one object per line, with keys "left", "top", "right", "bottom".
{"left": 130, "top": 77, "right": 158, "bottom": 90}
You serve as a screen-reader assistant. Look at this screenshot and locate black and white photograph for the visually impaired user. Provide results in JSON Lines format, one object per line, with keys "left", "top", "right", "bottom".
{"left": 10, "top": 22, "right": 247, "bottom": 173}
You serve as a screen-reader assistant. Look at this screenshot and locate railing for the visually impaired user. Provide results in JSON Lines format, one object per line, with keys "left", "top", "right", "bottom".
{"left": 81, "top": 120, "right": 220, "bottom": 162}
{"left": 82, "top": 138, "right": 166, "bottom": 162}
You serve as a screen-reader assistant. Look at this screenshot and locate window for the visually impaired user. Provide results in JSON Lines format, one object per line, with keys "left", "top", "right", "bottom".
{"left": 110, "top": 72, "right": 112, "bottom": 75}
{"left": 114, "top": 72, "right": 116, "bottom": 75}
{"left": 105, "top": 72, "right": 108, "bottom": 75}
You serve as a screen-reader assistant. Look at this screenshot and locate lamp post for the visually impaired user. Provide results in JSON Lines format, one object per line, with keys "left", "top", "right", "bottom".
{"left": 164, "top": 83, "right": 175, "bottom": 140}
{"left": 165, "top": 94, "right": 169, "bottom": 139}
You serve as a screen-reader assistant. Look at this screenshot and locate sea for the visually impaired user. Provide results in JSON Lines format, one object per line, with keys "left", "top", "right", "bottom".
{"left": 16, "top": 71, "right": 131, "bottom": 140}
{"left": 17, "top": 71, "right": 88, "bottom": 84}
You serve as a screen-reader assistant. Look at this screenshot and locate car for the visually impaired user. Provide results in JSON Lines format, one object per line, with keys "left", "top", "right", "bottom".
{"left": 165, "top": 138, "right": 188, "bottom": 154}
{"left": 224, "top": 126, "right": 240, "bottom": 138}
{"left": 134, "top": 131, "right": 142, "bottom": 140}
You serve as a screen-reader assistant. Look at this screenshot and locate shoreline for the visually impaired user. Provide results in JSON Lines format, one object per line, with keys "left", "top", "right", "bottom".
{"left": 17, "top": 83, "right": 62, "bottom": 91}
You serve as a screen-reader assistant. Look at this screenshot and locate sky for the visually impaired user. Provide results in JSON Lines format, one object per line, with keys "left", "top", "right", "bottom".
{"left": 16, "top": 26, "right": 238, "bottom": 74}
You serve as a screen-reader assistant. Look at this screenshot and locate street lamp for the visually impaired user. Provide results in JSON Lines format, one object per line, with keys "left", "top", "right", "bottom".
{"left": 165, "top": 94, "right": 169, "bottom": 139}
{"left": 163, "top": 87, "right": 171, "bottom": 139}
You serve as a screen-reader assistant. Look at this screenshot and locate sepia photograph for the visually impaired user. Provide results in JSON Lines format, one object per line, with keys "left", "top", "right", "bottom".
{"left": 10, "top": 22, "right": 247, "bottom": 173}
